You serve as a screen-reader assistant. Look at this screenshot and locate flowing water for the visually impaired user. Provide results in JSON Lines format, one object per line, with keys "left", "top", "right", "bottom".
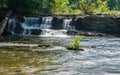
{"left": 6, "top": 17, "right": 75, "bottom": 36}
{"left": 1, "top": 17, "right": 120, "bottom": 75}
{"left": 40, "top": 17, "right": 53, "bottom": 29}
{"left": 62, "top": 18, "right": 75, "bottom": 31}
{"left": 0, "top": 36, "right": 120, "bottom": 75}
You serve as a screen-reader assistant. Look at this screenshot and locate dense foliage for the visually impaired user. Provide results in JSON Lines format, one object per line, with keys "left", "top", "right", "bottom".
{"left": 0, "top": 0, "right": 120, "bottom": 15}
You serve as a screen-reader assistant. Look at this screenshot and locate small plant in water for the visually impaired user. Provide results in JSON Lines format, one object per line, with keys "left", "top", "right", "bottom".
{"left": 67, "top": 35, "right": 85, "bottom": 51}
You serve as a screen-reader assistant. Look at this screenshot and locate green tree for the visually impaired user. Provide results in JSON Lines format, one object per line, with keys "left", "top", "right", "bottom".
{"left": 41, "top": 0, "right": 53, "bottom": 14}
{"left": 6, "top": 0, "right": 40, "bottom": 14}
{"left": 0, "top": 0, "right": 4, "bottom": 8}
{"left": 0, "top": 0, "right": 9, "bottom": 10}
{"left": 75, "top": 0, "right": 109, "bottom": 14}
{"left": 95, "top": 0, "right": 109, "bottom": 14}
{"left": 51, "top": 0, "right": 71, "bottom": 14}
{"left": 0, "top": 0, "right": 119, "bottom": 15}
{"left": 78, "top": 0, "right": 96, "bottom": 14}
{"left": 68, "top": 0, "right": 82, "bottom": 14}
{"left": 108, "top": 0, "right": 117, "bottom": 10}
{"left": 115, "top": 0, "right": 120, "bottom": 10}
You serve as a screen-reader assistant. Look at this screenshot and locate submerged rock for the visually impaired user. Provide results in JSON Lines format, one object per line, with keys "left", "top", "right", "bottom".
{"left": 0, "top": 43, "right": 53, "bottom": 52}
{"left": 66, "top": 46, "right": 84, "bottom": 51}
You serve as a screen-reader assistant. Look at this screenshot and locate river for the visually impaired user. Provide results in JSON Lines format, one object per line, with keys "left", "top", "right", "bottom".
{"left": 0, "top": 35, "right": 120, "bottom": 75}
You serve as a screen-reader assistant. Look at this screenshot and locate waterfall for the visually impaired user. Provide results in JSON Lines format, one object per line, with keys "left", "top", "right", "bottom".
{"left": 7, "top": 18, "right": 17, "bottom": 35}
{"left": 40, "top": 17, "right": 69, "bottom": 37}
{"left": 21, "top": 17, "right": 41, "bottom": 35}
{"left": 6, "top": 16, "right": 76, "bottom": 36}
{"left": 40, "top": 18, "right": 75, "bottom": 36}
{"left": 40, "top": 17, "right": 53, "bottom": 29}
{"left": 63, "top": 18, "right": 75, "bottom": 31}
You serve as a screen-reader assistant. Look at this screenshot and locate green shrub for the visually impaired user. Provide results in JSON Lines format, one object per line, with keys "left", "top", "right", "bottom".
{"left": 70, "top": 35, "right": 85, "bottom": 49}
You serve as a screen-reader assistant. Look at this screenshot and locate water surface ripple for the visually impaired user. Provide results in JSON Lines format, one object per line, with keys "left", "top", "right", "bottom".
{"left": 0, "top": 36, "right": 120, "bottom": 75}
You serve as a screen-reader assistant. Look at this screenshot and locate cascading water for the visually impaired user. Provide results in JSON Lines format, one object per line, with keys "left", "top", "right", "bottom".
{"left": 21, "top": 17, "right": 41, "bottom": 35}
{"left": 7, "top": 17, "right": 41, "bottom": 35}
{"left": 7, "top": 18, "right": 17, "bottom": 35}
{"left": 63, "top": 18, "right": 75, "bottom": 31}
{"left": 6, "top": 16, "right": 76, "bottom": 36}
{"left": 39, "top": 17, "right": 67, "bottom": 36}
{"left": 40, "top": 18, "right": 75, "bottom": 37}
{"left": 40, "top": 17, "right": 53, "bottom": 29}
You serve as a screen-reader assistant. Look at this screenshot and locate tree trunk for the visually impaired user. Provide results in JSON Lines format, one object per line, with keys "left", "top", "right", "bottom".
{"left": 0, "top": 11, "right": 12, "bottom": 35}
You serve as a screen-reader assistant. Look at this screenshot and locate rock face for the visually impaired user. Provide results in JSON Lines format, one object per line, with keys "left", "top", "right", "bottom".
{"left": 2, "top": 15, "right": 120, "bottom": 36}
{"left": 76, "top": 15, "right": 120, "bottom": 35}
{"left": 52, "top": 17, "right": 63, "bottom": 29}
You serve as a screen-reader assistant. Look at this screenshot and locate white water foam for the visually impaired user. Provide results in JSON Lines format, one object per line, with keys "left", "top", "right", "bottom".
{"left": 40, "top": 29, "right": 70, "bottom": 37}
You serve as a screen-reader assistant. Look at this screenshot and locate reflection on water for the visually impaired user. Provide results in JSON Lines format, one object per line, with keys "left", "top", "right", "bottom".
{"left": 0, "top": 36, "right": 120, "bottom": 75}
